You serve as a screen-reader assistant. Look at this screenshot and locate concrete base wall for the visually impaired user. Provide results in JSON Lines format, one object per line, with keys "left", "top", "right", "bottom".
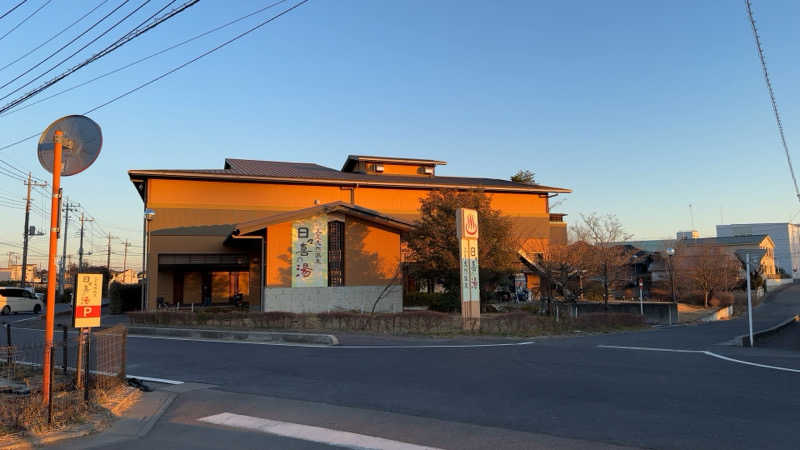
{"left": 766, "top": 278, "right": 794, "bottom": 288}
{"left": 263, "top": 284, "right": 402, "bottom": 313}
{"left": 701, "top": 305, "right": 733, "bottom": 322}
{"left": 574, "top": 301, "right": 678, "bottom": 325}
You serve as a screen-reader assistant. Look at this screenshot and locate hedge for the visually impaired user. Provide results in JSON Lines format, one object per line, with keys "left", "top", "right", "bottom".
{"left": 128, "top": 310, "right": 646, "bottom": 336}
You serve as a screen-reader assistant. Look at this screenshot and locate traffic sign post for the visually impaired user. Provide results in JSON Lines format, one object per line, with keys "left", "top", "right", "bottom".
{"left": 37, "top": 115, "right": 103, "bottom": 406}
{"left": 734, "top": 248, "right": 767, "bottom": 348}
{"left": 638, "top": 278, "right": 644, "bottom": 315}
{"left": 457, "top": 208, "right": 480, "bottom": 330}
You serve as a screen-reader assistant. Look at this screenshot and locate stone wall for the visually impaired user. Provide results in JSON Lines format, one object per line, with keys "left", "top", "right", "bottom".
{"left": 263, "top": 284, "right": 402, "bottom": 313}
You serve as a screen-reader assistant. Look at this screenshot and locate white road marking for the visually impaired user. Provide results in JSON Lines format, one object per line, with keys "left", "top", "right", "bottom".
{"left": 598, "top": 345, "right": 800, "bottom": 374}
{"left": 198, "top": 412, "right": 442, "bottom": 450}
{"left": 597, "top": 345, "right": 704, "bottom": 354}
{"left": 337, "top": 341, "right": 536, "bottom": 349}
{"left": 126, "top": 375, "right": 184, "bottom": 385}
{"left": 703, "top": 351, "right": 800, "bottom": 374}
{"left": 127, "top": 334, "right": 329, "bottom": 347}
{"left": 8, "top": 315, "right": 41, "bottom": 323}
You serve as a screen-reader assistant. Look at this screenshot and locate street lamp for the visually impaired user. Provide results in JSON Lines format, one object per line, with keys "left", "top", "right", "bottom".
{"left": 141, "top": 208, "right": 155, "bottom": 311}
{"left": 666, "top": 247, "right": 676, "bottom": 303}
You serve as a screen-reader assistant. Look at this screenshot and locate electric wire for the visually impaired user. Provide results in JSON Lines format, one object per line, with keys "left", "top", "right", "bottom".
{"left": 0, "top": 0, "right": 309, "bottom": 151}
{"left": 0, "top": 0, "right": 154, "bottom": 102}
{"left": 85, "top": 0, "right": 309, "bottom": 115}
{"left": 0, "top": 0, "right": 289, "bottom": 118}
{"left": 0, "top": 0, "right": 110, "bottom": 75}
{"left": 0, "top": 0, "right": 52, "bottom": 43}
{"left": 745, "top": 0, "right": 800, "bottom": 203}
{"left": 0, "top": 0, "right": 132, "bottom": 95}
{"left": 0, "top": 0, "right": 28, "bottom": 21}
{"left": 0, "top": 0, "right": 200, "bottom": 114}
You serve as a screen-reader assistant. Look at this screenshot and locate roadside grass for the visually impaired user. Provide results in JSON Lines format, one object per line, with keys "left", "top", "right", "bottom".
{"left": 127, "top": 310, "right": 647, "bottom": 337}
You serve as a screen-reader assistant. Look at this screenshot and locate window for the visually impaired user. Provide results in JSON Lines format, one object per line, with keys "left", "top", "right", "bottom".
{"left": 328, "top": 221, "right": 344, "bottom": 286}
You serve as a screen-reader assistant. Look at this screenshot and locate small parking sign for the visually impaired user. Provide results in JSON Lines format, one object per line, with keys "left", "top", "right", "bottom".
{"left": 73, "top": 273, "right": 103, "bottom": 328}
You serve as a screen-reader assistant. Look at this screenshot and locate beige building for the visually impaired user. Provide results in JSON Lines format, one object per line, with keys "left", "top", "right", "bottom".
{"left": 9, "top": 264, "right": 37, "bottom": 282}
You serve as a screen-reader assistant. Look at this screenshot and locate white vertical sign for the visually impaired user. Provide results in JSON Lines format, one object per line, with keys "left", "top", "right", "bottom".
{"left": 291, "top": 214, "right": 328, "bottom": 287}
{"left": 457, "top": 208, "right": 480, "bottom": 305}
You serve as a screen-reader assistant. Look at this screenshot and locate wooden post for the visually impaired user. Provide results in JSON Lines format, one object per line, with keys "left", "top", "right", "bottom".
{"left": 75, "top": 329, "right": 86, "bottom": 389}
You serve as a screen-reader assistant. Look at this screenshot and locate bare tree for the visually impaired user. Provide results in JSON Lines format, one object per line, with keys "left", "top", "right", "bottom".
{"left": 572, "top": 213, "right": 632, "bottom": 308}
{"left": 675, "top": 244, "right": 739, "bottom": 308}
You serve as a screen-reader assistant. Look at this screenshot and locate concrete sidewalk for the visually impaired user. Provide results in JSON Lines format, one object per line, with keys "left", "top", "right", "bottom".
{"left": 54, "top": 389, "right": 177, "bottom": 449}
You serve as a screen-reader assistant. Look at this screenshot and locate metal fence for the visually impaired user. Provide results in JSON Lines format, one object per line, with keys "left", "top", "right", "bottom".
{"left": 0, "top": 324, "right": 127, "bottom": 434}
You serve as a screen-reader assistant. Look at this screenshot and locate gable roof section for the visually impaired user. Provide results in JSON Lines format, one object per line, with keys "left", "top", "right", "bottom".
{"left": 129, "top": 158, "right": 571, "bottom": 195}
{"left": 232, "top": 201, "right": 414, "bottom": 237}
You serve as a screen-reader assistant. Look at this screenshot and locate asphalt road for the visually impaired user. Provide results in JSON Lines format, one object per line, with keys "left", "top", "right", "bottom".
{"left": 9, "top": 286, "right": 800, "bottom": 449}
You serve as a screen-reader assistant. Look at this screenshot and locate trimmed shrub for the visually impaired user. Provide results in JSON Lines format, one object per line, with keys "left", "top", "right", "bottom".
{"left": 403, "top": 291, "right": 460, "bottom": 312}
{"left": 109, "top": 282, "right": 141, "bottom": 314}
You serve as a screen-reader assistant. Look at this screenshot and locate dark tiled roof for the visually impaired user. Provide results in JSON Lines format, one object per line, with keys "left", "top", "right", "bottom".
{"left": 233, "top": 201, "right": 414, "bottom": 236}
{"left": 130, "top": 158, "right": 571, "bottom": 193}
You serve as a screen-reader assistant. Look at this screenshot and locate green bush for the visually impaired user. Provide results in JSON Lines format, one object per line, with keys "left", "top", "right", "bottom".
{"left": 109, "top": 282, "right": 141, "bottom": 314}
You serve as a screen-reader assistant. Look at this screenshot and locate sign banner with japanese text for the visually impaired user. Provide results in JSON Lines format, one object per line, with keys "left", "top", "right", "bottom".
{"left": 459, "top": 238, "right": 480, "bottom": 303}
{"left": 291, "top": 214, "right": 328, "bottom": 287}
{"left": 73, "top": 273, "right": 103, "bottom": 328}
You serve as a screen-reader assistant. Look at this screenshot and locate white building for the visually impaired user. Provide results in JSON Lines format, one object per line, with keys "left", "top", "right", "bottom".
{"left": 676, "top": 230, "right": 699, "bottom": 240}
{"left": 716, "top": 223, "right": 800, "bottom": 279}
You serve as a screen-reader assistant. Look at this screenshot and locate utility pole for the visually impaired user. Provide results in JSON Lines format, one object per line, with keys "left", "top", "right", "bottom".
{"left": 121, "top": 240, "right": 131, "bottom": 273}
{"left": 105, "top": 233, "right": 117, "bottom": 271}
{"left": 77, "top": 212, "right": 94, "bottom": 272}
{"left": 21, "top": 172, "right": 47, "bottom": 288}
{"left": 58, "top": 200, "right": 80, "bottom": 295}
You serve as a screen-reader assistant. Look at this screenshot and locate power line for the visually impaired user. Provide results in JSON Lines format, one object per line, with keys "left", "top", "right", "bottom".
{"left": 0, "top": 0, "right": 132, "bottom": 96}
{"left": 0, "top": 0, "right": 110, "bottom": 75}
{"left": 0, "top": 0, "right": 201, "bottom": 114}
{"left": 0, "top": 0, "right": 309, "bottom": 152}
{"left": 0, "top": 0, "right": 289, "bottom": 118}
{"left": 85, "top": 0, "right": 310, "bottom": 115}
{"left": 745, "top": 0, "right": 800, "bottom": 203}
{"left": 0, "top": 0, "right": 53, "bottom": 43}
{"left": 0, "top": 1, "right": 28, "bottom": 21}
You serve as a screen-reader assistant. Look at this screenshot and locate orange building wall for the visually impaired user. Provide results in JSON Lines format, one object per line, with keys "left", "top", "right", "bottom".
{"left": 266, "top": 222, "right": 292, "bottom": 287}
{"left": 264, "top": 218, "right": 401, "bottom": 288}
{"left": 345, "top": 218, "right": 401, "bottom": 285}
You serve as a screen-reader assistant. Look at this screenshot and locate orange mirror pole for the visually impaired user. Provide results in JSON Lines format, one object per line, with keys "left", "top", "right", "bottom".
{"left": 42, "top": 130, "right": 63, "bottom": 406}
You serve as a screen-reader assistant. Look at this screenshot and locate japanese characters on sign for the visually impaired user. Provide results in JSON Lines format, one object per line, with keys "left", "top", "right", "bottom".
{"left": 460, "top": 238, "right": 480, "bottom": 303}
{"left": 457, "top": 208, "right": 480, "bottom": 305}
{"left": 73, "top": 273, "right": 102, "bottom": 328}
{"left": 291, "top": 214, "right": 328, "bottom": 287}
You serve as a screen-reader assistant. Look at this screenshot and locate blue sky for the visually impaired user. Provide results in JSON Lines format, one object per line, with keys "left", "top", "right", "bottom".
{"left": 0, "top": 0, "right": 798, "bottom": 269}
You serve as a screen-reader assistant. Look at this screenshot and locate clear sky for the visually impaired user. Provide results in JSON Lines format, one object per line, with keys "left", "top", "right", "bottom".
{"left": 0, "top": 0, "right": 798, "bottom": 270}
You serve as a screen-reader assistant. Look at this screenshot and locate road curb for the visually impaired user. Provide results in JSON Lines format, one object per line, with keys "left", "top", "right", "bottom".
{"left": 729, "top": 314, "right": 800, "bottom": 347}
{"left": 127, "top": 326, "right": 339, "bottom": 345}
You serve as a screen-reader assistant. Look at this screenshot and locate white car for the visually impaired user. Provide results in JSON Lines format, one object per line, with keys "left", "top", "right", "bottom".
{"left": 0, "top": 287, "right": 43, "bottom": 315}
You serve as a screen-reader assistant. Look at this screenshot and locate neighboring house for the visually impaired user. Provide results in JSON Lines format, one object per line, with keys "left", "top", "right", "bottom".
{"left": 626, "top": 235, "right": 777, "bottom": 280}
{"left": 129, "top": 155, "right": 571, "bottom": 312}
{"left": 9, "top": 264, "right": 36, "bottom": 282}
{"left": 111, "top": 269, "right": 138, "bottom": 285}
{"left": 716, "top": 223, "right": 800, "bottom": 279}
